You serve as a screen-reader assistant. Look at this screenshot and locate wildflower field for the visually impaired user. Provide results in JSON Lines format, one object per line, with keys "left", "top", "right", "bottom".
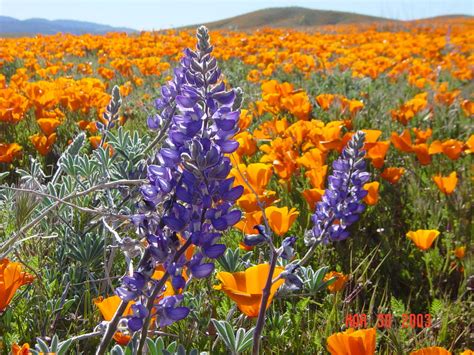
{"left": 0, "top": 18, "right": 473, "bottom": 355}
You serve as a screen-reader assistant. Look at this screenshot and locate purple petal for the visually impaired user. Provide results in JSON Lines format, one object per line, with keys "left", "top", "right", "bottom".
{"left": 223, "top": 185, "right": 244, "bottom": 201}
{"left": 212, "top": 217, "right": 228, "bottom": 231}
{"left": 166, "top": 306, "right": 190, "bottom": 321}
{"left": 176, "top": 95, "right": 198, "bottom": 108}
{"left": 163, "top": 216, "right": 185, "bottom": 231}
{"left": 224, "top": 209, "right": 242, "bottom": 226}
{"left": 203, "top": 244, "right": 226, "bottom": 258}
{"left": 191, "top": 263, "right": 215, "bottom": 278}
{"left": 216, "top": 139, "right": 239, "bottom": 153}
{"left": 128, "top": 317, "right": 143, "bottom": 331}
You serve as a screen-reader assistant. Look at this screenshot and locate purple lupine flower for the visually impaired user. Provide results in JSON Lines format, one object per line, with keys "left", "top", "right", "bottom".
{"left": 156, "top": 295, "right": 190, "bottom": 327}
{"left": 114, "top": 26, "right": 243, "bottom": 332}
{"left": 307, "top": 131, "right": 369, "bottom": 244}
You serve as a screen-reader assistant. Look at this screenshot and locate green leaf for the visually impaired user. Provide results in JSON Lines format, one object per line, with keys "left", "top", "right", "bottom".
{"left": 224, "top": 320, "right": 236, "bottom": 351}
{"left": 110, "top": 345, "right": 125, "bottom": 355}
{"left": 237, "top": 327, "right": 255, "bottom": 352}
{"left": 430, "top": 299, "right": 443, "bottom": 318}
{"left": 155, "top": 337, "right": 165, "bottom": 352}
{"left": 390, "top": 296, "right": 405, "bottom": 318}
{"left": 35, "top": 338, "right": 51, "bottom": 353}
{"left": 50, "top": 334, "right": 59, "bottom": 352}
{"left": 167, "top": 341, "right": 177, "bottom": 353}
{"left": 57, "top": 339, "right": 72, "bottom": 355}
{"left": 146, "top": 338, "right": 158, "bottom": 355}
{"left": 0, "top": 171, "right": 9, "bottom": 181}
{"left": 212, "top": 319, "right": 233, "bottom": 350}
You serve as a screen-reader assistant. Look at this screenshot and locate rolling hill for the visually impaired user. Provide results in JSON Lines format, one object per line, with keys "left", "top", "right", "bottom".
{"left": 0, "top": 16, "right": 136, "bottom": 35}
{"left": 185, "top": 7, "right": 395, "bottom": 30}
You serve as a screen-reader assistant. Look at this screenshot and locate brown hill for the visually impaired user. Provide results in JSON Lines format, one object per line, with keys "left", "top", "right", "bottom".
{"left": 186, "top": 7, "right": 394, "bottom": 30}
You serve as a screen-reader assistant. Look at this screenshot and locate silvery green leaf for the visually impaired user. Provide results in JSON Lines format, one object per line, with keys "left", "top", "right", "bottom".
{"left": 57, "top": 338, "right": 72, "bottom": 355}
{"left": 35, "top": 337, "right": 50, "bottom": 352}
{"left": 0, "top": 171, "right": 9, "bottom": 181}
{"left": 50, "top": 334, "right": 59, "bottom": 352}
{"left": 167, "top": 341, "right": 177, "bottom": 353}
{"left": 146, "top": 338, "right": 159, "bottom": 355}
{"left": 237, "top": 327, "right": 255, "bottom": 352}
{"left": 154, "top": 335, "right": 164, "bottom": 351}
{"left": 110, "top": 345, "right": 125, "bottom": 355}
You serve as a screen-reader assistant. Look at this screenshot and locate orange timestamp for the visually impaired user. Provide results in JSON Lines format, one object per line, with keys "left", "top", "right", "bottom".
{"left": 345, "top": 313, "right": 432, "bottom": 329}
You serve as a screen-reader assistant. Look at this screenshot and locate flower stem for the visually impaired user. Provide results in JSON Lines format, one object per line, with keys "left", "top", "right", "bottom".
{"left": 136, "top": 238, "right": 193, "bottom": 354}
{"left": 95, "top": 299, "right": 129, "bottom": 355}
{"left": 252, "top": 251, "right": 278, "bottom": 355}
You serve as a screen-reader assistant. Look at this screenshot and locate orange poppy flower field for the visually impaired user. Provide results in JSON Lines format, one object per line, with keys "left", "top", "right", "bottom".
{"left": 0, "top": 18, "right": 472, "bottom": 354}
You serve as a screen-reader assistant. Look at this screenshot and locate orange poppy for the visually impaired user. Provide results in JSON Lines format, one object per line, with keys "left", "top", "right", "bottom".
{"left": 464, "top": 135, "right": 474, "bottom": 154}
{"left": 410, "top": 346, "right": 451, "bottom": 355}
{"left": 234, "top": 211, "right": 264, "bottom": 234}
{"left": 236, "top": 191, "right": 277, "bottom": 213}
{"left": 461, "top": 100, "right": 474, "bottom": 116}
{"left": 37, "top": 118, "right": 61, "bottom": 136}
{"left": 454, "top": 246, "right": 466, "bottom": 260}
{"left": 305, "top": 166, "right": 328, "bottom": 189}
{"left": 316, "top": 93, "right": 335, "bottom": 110}
{"left": 94, "top": 295, "right": 134, "bottom": 345}
{"left": 363, "top": 182, "right": 380, "bottom": 205}
{"left": 78, "top": 120, "right": 98, "bottom": 134}
{"left": 381, "top": 167, "right": 405, "bottom": 184}
{"left": 406, "top": 230, "right": 440, "bottom": 251}
{"left": 459, "top": 350, "right": 473, "bottom": 355}
{"left": 231, "top": 163, "right": 273, "bottom": 195}
{"left": 361, "top": 129, "right": 382, "bottom": 143}
{"left": 324, "top": 271, "right": 349, "bottom": 293}
{"left": 214, "top": 264, "right": 285, "bottom": 317}
{"left": 429, "top": 139, "right": 464, "bottom": 160}
{"left": 264, "top": 206, "right": 299, "bottom": 236}
{"left": 11, "top": 343, "right": 30, "bottom": 355}
{"left": 347, "top": 99, "right": 364, "bottom": 117}
{"left": 391, "top": 129, "right": 413, "bottom": 153}
{"left": 152, "top": 265, "right": 182, "bottom": 296}
{"left": 0, "top": 259, "right": 34, "bottom": 312}
{"left": 413, "top": 144, "right": 431, "bottom": 165}
{"left": 297, "top": 149, "right": 325, "bottom": 170}
{"left": 89, "top": 135, "right": 102, "bottom": 149}
{"left": 432, "top": 172, "right": 457, "bottom": 195}
{"left": 0, "top": 143, "right": 22, "bottom": 163}
{"left": 412, "top": 127, "right": 432, "bottom": 144}
{"left": 365, "top": 141, "right": 390, "bottom": 169}
{"left": 327, "top": 328, "right": 376, "bottom": 355}
{"left": 234, "top": 132, "right": 257, "bottom": 157}
{"left": 302, "top": 188, "right": 325, "bottom": 209}
{"left": 30, "top": 133, "right": 57, "bottom": 156}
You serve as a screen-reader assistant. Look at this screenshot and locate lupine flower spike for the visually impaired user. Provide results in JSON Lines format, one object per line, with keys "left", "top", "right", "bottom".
{"left": 97, "top": 26, "right": 243, "bottom": 353}
{"left": 306, "top": 130, "right": 370, "bottom": 246}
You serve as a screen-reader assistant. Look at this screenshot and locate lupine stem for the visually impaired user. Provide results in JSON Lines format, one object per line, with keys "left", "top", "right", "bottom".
{"left": 252, "top": 248, "right": 278, "bottom": 355}
{"left": 96, "top": 237, "right": 192, "bottom": 355}
{"left": 96, "top": 249, "right": 150, "bottom": 354}
{"left": 96, "top": 299, "right": 129, "bottom": 355}
{"left": 135, "top": 237, "right": 193, "bottom": 353}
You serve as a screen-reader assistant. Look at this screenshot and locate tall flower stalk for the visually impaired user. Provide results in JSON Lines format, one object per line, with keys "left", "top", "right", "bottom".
{"left": 96, "top": 26, "right": 243, "bottom": 354}
{"left": 250, "top": 131, "right": 369, "bottom": 354}
{"left": 302, "top": 130, "right": 369, "bottom": 260}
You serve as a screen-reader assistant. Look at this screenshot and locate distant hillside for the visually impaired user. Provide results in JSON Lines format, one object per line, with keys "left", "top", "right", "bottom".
{"left": 415, "top": 14, "right": 472, "bottom": 21}
{"left": 185, "top": 7, "right": 395, "bottom": 30}
{"left": 0, "top": 16, "right": 136, "bottom": 36}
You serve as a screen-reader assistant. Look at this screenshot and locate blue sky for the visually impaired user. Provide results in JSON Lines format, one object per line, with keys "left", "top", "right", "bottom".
{"left": 1, "top": 0, "right": 473, "bottom": 30}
